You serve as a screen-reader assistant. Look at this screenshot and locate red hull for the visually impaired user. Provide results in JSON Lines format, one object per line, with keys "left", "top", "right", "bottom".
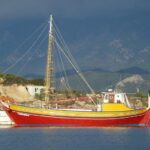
{"left": 2, "top": 105, "right": 150, "bottom": 127}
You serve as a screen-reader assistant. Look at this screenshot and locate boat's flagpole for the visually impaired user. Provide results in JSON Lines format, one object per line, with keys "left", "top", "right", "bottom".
{"left": 45, "top": 15, "right": 53, "bottom": 106}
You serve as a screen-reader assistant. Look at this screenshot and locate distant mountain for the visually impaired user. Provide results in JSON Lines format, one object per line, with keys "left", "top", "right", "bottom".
{"left": 115, "top": 74, "right": 150, "bottom": 93}
{"left": 62, "top": 72, "right": 150, "bottom": 93}
{"left": 24, "top": 67, "right": 109, "bottom": 79}
{"left": 4, "top": 70, "right": 150, "bottom": 93}
{"left": 22, "top": 66, "right": 150, "bottom": 93}
{"left": 81, "top": 68, "right": 109, "bottom": 73}
{"left": 117, "top": 66, "right": 150, "bottom": 74}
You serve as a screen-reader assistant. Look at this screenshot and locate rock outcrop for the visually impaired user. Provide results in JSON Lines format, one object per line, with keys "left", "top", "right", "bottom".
{"left": 0, "top": 84, "right": 34, "bottom": 102}
{"left": 115, "top": 74, "right": 150, "bottom": 92}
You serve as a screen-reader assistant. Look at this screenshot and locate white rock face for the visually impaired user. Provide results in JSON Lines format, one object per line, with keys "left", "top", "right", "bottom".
{"left": 0, "top": 78, "right": 4, "bottom": 84}
{"left": 116, "top": 75, "right": 144, "bottom": 88}
{"left": 0, "top": 84, "right": 34, "bottom": 102}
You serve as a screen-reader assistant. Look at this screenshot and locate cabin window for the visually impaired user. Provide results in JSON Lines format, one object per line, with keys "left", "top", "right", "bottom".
{"left": 105, "top": 95, "right": 108, "bottom": 100}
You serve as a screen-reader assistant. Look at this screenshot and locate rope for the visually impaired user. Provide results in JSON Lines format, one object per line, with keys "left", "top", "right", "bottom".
{"left": 0, "top": 22, "right": 46, "bottom": 66}
{"left": 53, "top": 21, "right": 79, "bottom": 70}
{"left": 1, "top": 16, "right": 97, "bottom": 106}
{"left": 53, "top": 22, "right": 91, "bottom": 94}
{"left": 16, "top": 34, "right": 48, "bottom": 75}
{"left": 3, "top": 24, "right": 48, "bottom": 73}
{"left": 55, "top": 41, "right": 71, "bottom": 91}
{"left": 53, "top": 27, "right": 88, "bottom": 93}
{"left": 54, "top": 37, "right": 96, "bottom": 106}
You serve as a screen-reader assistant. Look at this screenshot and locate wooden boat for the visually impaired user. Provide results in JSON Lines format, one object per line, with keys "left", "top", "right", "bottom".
{"left": 1, "top": 15, "right": 150, "bottom": 127}
{"left": 1, "top": 90, "right": 150, "bottom": 126}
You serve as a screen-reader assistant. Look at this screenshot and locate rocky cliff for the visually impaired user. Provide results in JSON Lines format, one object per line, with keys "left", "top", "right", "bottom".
{"left": 0, "top": 83, "right": 34, "bottom": 102}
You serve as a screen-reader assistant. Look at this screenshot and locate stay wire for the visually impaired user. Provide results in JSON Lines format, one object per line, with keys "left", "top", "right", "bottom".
{"left": 54, "top": 38, "right": 96, "bottom": 106}
{"left": 1, "top": 22, "right": 47, "bottom": 65}
{"left": 53, "top": 23, "right": 91, "bottom": 93}
{"left": 16, "top": 34, "right": 48, "bottom": 75}
{"left": 3, "top": 24, "right": 48, "bottom": 73}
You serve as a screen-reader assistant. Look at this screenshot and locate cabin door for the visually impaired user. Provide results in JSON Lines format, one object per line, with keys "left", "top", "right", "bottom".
{"left": 109, "top": 94, "right": 114, "bottom": 103}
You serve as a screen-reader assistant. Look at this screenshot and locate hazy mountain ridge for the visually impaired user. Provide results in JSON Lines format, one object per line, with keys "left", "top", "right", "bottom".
{"left": 117, "top": 66, "right": 150, "bottom": 74}
{"left": 23, "top": 66, "right": 150, "bottom": 93}
{"left": 1, "top": 67, "right": 150, "bottom": 93}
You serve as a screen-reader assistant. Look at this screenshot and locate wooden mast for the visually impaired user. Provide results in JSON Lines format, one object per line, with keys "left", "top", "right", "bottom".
{"left": 45, "top": 15, "right": 53, "bottom": 105}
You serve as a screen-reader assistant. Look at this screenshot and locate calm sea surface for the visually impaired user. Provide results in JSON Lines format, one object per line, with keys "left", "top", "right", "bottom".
{"left": 0, "top": 126, "right": 150, "bottom": 150}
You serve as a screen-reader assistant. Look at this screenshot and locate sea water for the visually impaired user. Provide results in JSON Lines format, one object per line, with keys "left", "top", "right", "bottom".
{"left": 0, "top": 126, "right": 150, "bottom": 150}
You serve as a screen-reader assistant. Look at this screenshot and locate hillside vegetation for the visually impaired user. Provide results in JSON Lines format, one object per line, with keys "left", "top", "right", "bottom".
{"left": 0, "top": 73, "right": 44, "bottom": 85}
{"left": 0, "top": 71, "right": 150, "bottom": 94}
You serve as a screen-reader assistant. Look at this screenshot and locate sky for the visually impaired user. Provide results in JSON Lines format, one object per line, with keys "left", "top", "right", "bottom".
{"left": 0, "top": 0, "right": 150, "bottom": 20}
{"left": 0, "top": 0, "right": 150, "bottom": 75}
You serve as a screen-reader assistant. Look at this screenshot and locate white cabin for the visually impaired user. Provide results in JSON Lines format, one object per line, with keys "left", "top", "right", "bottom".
{"left": 102, "top": 90, "right": 131, "bottom": 108}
